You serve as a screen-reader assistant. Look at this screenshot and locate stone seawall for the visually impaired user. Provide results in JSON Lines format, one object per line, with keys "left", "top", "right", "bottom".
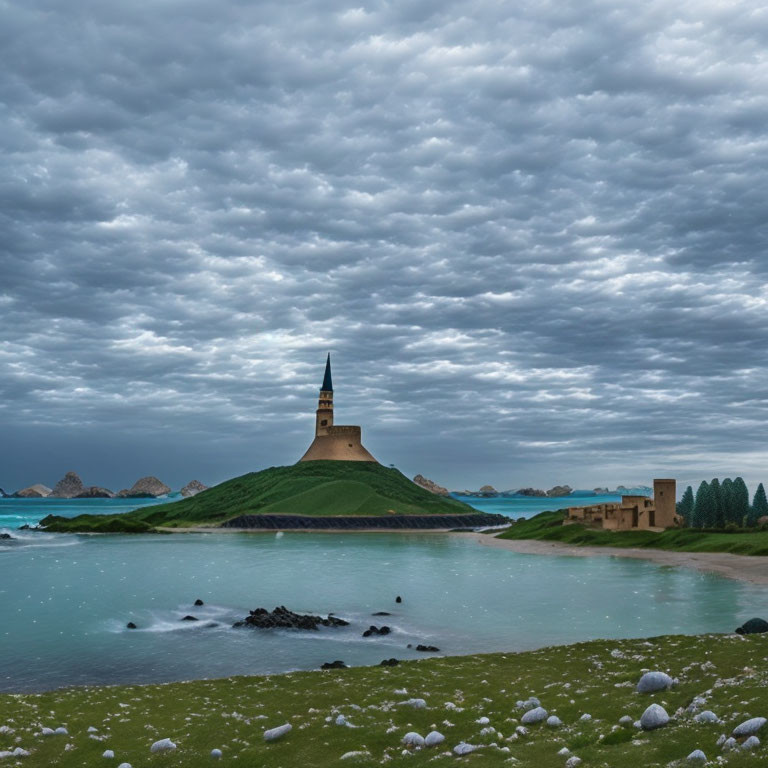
{"left": 220, "top": 513, "right": 509, "bottom": 530}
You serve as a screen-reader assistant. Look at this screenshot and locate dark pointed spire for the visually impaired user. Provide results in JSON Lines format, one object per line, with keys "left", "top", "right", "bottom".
{"left": 321, "top": 353, "right": 333, "bottom": 391}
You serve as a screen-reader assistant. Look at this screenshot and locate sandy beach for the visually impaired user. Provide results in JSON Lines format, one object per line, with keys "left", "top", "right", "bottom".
{"left": 463, "top": 532, "right": 768, "bottom": 586}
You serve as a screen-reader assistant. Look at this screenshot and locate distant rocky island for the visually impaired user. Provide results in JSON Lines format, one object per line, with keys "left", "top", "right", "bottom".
{"left": 452, "top": 483, "right": 653, "bottom": 498}
{"left": 5, "top": 471, "right": 207, "bottom": 499}
{"left": 412, "top": 474, "right": 450, "bottom": 496}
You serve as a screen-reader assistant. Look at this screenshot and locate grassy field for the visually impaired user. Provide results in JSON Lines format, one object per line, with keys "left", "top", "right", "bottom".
{"left": 2, "top": 632, "right": 768, "bottom": 766}
{"left": 40, "top": 462, "right": 475, "bottom": 532}
{"left": 498, "top": 510, "right": 768, "bottom": 556}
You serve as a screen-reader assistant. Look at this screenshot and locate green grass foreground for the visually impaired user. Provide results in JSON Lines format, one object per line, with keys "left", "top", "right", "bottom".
{"left": 3, "top": 633, "right": 768, "bottom": 766}
{"left": 497, "top": 510, "right": 768, "bottom": 556}
{"left": 40, "top": 462, "right": 474, "bottom": 532}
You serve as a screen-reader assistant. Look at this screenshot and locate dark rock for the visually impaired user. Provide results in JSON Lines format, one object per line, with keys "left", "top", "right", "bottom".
{"left": 736, "top": 618, "right": 768, "bottom": 635}
{"left": 416, "top": 644, "right": 440, "bottom": 652}
{"left": 219, "top": 513, "right": 511, "bottom": 530}
{"left": 194, "top": 599, "right": 204, "bottom": 606}
{"left": 546, "top": 485, "right": 573, "bottom": 497}
{"left": 181, "top": 615, "right": 199, "bottom": 621}
{"left": 233, "top": 605, "right": 349, "bottom": 631}
{"left": 118, "top": 476, "right": 171, "bottom": 498}
{"left": 321, "top": 660, "right": 348, "bottom": 669}
{"left": 395, "top": 596, "right": 402, "bottom": 603}
{"left": 205, "top": 622, "right": 219, "bottom": 628}
{"left": 126, "top": 622, "right": 137, "bottom": 629}
{"left": 362, "top": 625, "right": 391, "bottom": 637}
{"left": 0, "top": 533, "right": 12, "bottom": 540}
{"left": 380, "top": 658, "right": 399, "bottom": 666}
{"left": 516, "top": 487, "right": 547, "bottom": 497}
{"left": 372, "top": 611, "right": 391, "bottom": 616}
{"left": 0, "top": 488, "right": 7, "bottom": 498}
{"left": 17, "top": 524, "right": 31, "bottom": 530}
{"left": 76, "top": 486, "right": 115, "bottom": 498}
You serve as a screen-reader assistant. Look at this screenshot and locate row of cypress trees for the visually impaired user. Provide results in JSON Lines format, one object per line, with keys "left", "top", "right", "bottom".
{"left": 676, "top": 478, "right": 768, "bottom": 529}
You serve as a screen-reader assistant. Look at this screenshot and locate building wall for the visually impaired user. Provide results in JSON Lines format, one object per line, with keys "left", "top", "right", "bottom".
{"left": 653, "top": 478, "right": 677, "bottom": 528}
{"left": 299, "top": 427, "right": 378, "bottom": 462}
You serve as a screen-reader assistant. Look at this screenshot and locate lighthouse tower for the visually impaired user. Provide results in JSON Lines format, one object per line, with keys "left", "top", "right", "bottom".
{"left": 298, "top": 355, "right": 377, "bottom": 463}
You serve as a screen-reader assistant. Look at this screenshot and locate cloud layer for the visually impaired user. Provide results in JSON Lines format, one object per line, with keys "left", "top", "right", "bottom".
{"left": 2, "top": 0, "right": 768, "bottom": 492}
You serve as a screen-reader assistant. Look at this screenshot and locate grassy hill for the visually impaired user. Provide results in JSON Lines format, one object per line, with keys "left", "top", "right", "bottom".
{"left": 497, "top": 509, "right": 768, "bottom": 556}
{"left": 41, "top": 462, "right": 476, "bottom": 532}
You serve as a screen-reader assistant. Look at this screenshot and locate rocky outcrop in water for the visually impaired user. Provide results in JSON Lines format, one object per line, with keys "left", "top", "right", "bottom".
{"left": 118, "top": 476, "right": 171, "bottom": 498}
{"left": 233, "top": 606, "right": 350, "bottom": 631}
{"left": 413, "top": 475, "right": 450, "bottom": 496}
{"left": 221, "top": 512, "right": 509, "bottom": 530}
{"left": 479, "top": 485, "right": 498, "bottom": 497}
{"left": 735, "top": 618, "right": 768, "bottom": 635}
{"left": 546, "top": 485, "right": 573, "bottom": 497}
{"left": 181, "top": 480, "right": 208, "bottom": 497}
{"left": 517, "top": 488, "right": 546, "bottom": 497}
{"left": 76, "top": 486, "right": 115, "bottom": 498}
{"left": 0, "top": 487, "right": 8, "bottom": 498}
{"left": 50, "top": 471, "right": 84, "bottom": 498}
{"left": 14, "top": 484, "right": 52, "bottom": 498}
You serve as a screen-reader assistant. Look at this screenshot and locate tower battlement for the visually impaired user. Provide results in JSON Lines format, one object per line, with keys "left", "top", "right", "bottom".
{"left": 298, "top": 355, "right": 377, "bottom": 463}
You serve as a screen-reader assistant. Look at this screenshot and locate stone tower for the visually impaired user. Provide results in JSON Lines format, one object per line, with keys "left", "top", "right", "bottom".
{"left": 653, "top": 478, "right": 677, "bottom": 528}
{"left": 298, "top": 355, "right": 377, "bottom": 463}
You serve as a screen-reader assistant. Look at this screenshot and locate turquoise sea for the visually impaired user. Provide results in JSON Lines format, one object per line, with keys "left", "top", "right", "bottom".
{"left": 1, "top": 494, "right": 763, "bottom": 693}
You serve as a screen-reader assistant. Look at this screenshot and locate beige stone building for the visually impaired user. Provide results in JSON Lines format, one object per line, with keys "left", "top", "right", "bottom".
{"left": 565, "top": 478, "right": 677, "bottom": 530}
{"left": 298, "top": 355, "right": 378, "bottom": 463}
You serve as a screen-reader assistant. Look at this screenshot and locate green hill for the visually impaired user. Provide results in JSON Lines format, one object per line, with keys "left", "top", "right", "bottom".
{"left": 41, "top": 462, "right": 478, "bottom": 532}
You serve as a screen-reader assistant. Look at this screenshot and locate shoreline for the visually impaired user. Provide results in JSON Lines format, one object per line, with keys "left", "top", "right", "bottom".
{"left": 462, "top": 532, "right": 768, "bottom": 585}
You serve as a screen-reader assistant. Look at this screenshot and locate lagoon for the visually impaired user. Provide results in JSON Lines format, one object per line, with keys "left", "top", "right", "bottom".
{"left": 1, "top": 506, "right": 763, "bottom": 692}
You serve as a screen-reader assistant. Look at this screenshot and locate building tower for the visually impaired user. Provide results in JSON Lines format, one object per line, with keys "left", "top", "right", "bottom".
{"left": 653, "top": 478, "right": 677, "bottom": 528}
{"left": 298, "top": 355, "right": 378, "bottom": 463}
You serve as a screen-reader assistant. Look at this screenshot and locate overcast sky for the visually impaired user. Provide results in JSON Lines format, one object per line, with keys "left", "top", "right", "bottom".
{"left": 2, "top": 0, "right": 768, "bottom": 493}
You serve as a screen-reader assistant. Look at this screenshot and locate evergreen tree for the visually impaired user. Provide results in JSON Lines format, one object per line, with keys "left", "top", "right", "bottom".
{"left": 709, "top": 478, "right": 723, "bottom": 528}
{"left": 720, "top": 478, "right": 735, "bottom": 525}
{"left": 692, "top": 481, "right": 711, "bottom": 528}
{"left": 676, "top": 485, "right": 694, "bottom": 527}
{"left": 732, "top": 477, "right": 750, "bottom": 526}
{"left": 750, "top": 482, "right": 768, "bottom": 527}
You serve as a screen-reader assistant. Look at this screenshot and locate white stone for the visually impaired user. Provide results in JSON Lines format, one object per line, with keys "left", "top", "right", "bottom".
{"left": 117, "top": 764, "right": 132, "bottom": 768}
{"left": 453, "top": 742, "right": 477, "bottom": 755}
{"left": 636, "top": 671, "right": 674, "bottom": 694}
{"left": 211, "top": 748, "right": 223, "bottom": 758}
{"left": 546, "top": 716, "right": 562, "bottom": 727}
{"left": 401, "top": 732, "right": 425, "bottom": 748}
{"left": 619, "top": 715, "right": 633, "bottom": 725}
{"left": 54, "top": 727, "right": 68, "bottom": 736}
{"left": 579, "top": 713, "right": 592, "bottom": 721}
{"left": 87, "top": 727, "right": 98, "bottom": 733}
{"left": 521, "top": 707, "right": 548, "bottom": 725}
{"left": 424, "top": 731, "right": 445, "bottom": 747}
{"left": 263, "top": 724, "right": 292, "bottom": 742}
{"left": 721, "top": 737, "right": 737, "bottom": 751}
{"left": 640, "top": 704, "right": 669, "bottom": 731}
{"left": 633, "top": 720, "right": 642, "bottom": 729}
{"left": 694, "top": 710, "right": 718, "bottom": 723}
{"left": 335, "top": 715, "right": 349, "bottom": 726}
{"left": 476, "top": 717, "right": 490, "bottom": 725}
{"left": 402, "top": 698, "right": 427, "bottom": 709}
{"left": 0, "top": 727, "right": 13, "bottom": 735}
{"left": 741, "top": 736, "right": 760, "bottom": 750}
{"left": 340, "top": 751, "right": 370, "bottom": 760}
{"left": 565, "top": 757, "right": 582, "bottom": 768}
{"left": 150, "top": 738, "right": 177, "bottom": 753}
{"left": 732, "top": 716, "right": 766, "bottom": 737}
{"left": 40, "top": 728, "right": 54, "bottom": 736}
{"left": 102, "top": 750, "right": 114, "bottom": 759}
{"left": 558, "top": 747, "right": 570, "bottom": 755}
{"left": 686, "top": 750, "right": 706, "bottom": 762}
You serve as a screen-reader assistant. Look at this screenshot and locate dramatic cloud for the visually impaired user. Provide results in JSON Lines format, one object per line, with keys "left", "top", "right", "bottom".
{"left": 2, "top": 0, "right": 768, "bottom": 491}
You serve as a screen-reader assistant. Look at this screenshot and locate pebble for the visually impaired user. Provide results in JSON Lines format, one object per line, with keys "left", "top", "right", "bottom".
{"left": 546, "top": 716, "right": 562, "bottom": 727}
{"left": 102, "top": 750, "right": 115, "bottom": 759}
{"left": 401, "top": 732, "right": 425, "bottom": 748}
{"left": 263, "top": 724, "right": 292, "bottom": 742}
{"left": 341, "top": 751, "right": 370, "bottom": 760}
{"left": 619, "top": 715, "right": 633, "bottom": 725}
{"left": 558, "top": 747, "right": 570, "bottom": 755}
{"left": 117, "top": 764, "right": 132, "bottom": 768}
{"left": 636, "top": 671, "right": 674, "bottom": 694}
{"left": 520, "top": 707, "right": 548, "bottom": 725}
{"left": 425, "top": 731, "right": 445, "bottom": 747}
{"left": 732, "top": 716, "right": 766, "bottom": 737}
{"left": 211, "top": 748, "right": 223, "bottom": 758}
{"left": 686, "top": 750, "right": 706, "bottom": 762}
{"left": 150, "top": 738, "right": 177, "bottom": 753}
{"left": 402, "top": 698, "right": 427, "bottom": 709}
{"left": 565, "top": 757, "right": 582, "bottom": 767}
{"left": 54, "top": 727, "right": 68, "bottom": 736}
{"left": 721, "top": 737, "right": 737, "bottom": 751}
{"left": 476, "top": 717, "right": 490, "bottom": 725}
{"left": 579, "top": 713, "right": 592, "bottom": 721}
{"left": 640, "top": 704, "right": 669, "bottom": 731}
{"left": 741, "top": 736, "right": 760, "bottom": 750}
{"left": 694, "top": 710, "right": 718, "bottom": 723}
{"left": 453, "top": 742, "right": 477, "bottom": 755}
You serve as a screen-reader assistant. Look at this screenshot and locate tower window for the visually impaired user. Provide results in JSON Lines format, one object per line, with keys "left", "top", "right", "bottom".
{"left": 321, "top": 420, "right": 328, "bottom": 426}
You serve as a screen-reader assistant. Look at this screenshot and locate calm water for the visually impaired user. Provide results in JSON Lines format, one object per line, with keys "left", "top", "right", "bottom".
{"left": 1, "top": 504, "right": 765, "bottom": 692}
